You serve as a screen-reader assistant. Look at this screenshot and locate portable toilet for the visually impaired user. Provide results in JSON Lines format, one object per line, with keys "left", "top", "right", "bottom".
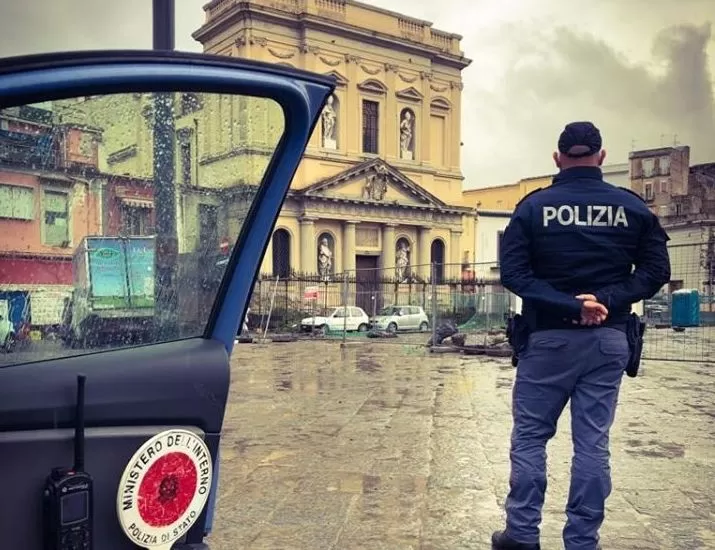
{"left": 671, "top": 289, "right": 700, "bottom": 328}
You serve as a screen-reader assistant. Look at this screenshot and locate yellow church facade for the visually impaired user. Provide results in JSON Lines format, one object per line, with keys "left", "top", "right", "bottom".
{"left": 193, "top": 0, "right": 474, "bottom": 281}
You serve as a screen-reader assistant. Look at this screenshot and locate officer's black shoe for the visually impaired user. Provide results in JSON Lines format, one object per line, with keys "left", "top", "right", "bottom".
{"left": 491, "top": 530, "right": 540, "bottom": 550}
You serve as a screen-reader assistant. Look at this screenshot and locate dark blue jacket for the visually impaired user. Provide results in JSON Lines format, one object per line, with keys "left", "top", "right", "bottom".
{"left": 499, "top": 166, "right": 671, "bottom": 329}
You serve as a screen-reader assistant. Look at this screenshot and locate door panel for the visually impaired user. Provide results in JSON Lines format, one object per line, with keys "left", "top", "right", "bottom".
{"left": 2, "top": 425, "right": 206, "bottom": 548}
{"left": 355, "top": 255, "right": 380, "bottom": 316}
{"left": 0, "top": 50, "right": 334, "bottom": 548}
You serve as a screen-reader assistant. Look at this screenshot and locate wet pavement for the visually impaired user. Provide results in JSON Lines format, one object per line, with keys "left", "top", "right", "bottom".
{"left": 207, "top": 340, "right": 715, "bottom": 550}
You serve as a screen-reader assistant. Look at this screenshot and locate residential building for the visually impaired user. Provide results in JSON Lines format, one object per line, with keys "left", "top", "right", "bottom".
{"left": 661, "top": 220, "right": 714, "bottom": 313}
{"left": 602, "top": 162, "right": 630, "bottom": 189}
{"left": 629, "top": 145, "right": 715, "bottom": 223}
{"left": 0, "top": 104, "right": 102, "bottom": 330}
{"left": 467, "top": 208, "right": 521, "bottom": 314}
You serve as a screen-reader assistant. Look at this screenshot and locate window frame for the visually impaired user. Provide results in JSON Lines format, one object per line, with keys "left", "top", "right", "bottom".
{"left": 41, "top": 186, "right": 71, "bottom": 247}
{"left": 0, "top": 183, "right": 35, "bottom": 220}
{"left": 644, "top": 181, "right": 654, "bottom": 201}
{"left": 361, "top": 99, "right": 379, "bottom": 155}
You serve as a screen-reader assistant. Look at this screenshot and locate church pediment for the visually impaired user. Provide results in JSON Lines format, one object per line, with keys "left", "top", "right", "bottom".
{"left": 357, "top": 78, "right": 387, "bottom": 95}
{"left": 298, "top": 158, "right": 446, "bottom": 208}
{"left": 395, "top": 86, "right": 423, "bottom": 102}
{"left": 324, "top": 70, "right": 348, "bottom": 87}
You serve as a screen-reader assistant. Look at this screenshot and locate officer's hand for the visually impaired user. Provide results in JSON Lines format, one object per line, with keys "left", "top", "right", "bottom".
{"left": 575, "top": 294, "right": 608, "bottom": 326}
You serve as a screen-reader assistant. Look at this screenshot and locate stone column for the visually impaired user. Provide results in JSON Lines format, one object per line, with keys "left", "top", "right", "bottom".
{"left": 421, "top": 75, "right": 432, "bottom": 165}
{"left": 450, "top": 228, "right": 463, "bottom": 279}
{"left": 345, "top": 56, "right": 360, "bottom": 155}
{"left": 450, "top": 81, "right": 463, "bottom": 172}
{"left": 299, "top": 217, "right": 316, "bottom": 274}
{"left": 384, "top": 65, "right": 398, "bottom": 161}
{"left": 417, "top": 226, "right": 431, "bottom": 280}
{"left": 342, "top": 220, "right": 358, "bottom": 274}
{"left": 381, "top": 223, "right": 397, "bottom": 278}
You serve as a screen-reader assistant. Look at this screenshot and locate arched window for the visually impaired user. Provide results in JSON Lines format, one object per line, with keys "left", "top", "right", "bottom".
{"left": 272, "top": 229, "right": 291, "bottom": 278}
{"left": 430, "top": 239, "right": 445, "bottom": 283}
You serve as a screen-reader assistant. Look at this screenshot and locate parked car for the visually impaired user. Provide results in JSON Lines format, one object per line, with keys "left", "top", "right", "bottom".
{"left": 300, "top": 306, "right": 370, "bottom": 335}
{"left": 645, "top": 295, "right": 670, "bottom": 321}
{"left": 0, "top": 315, "right": 16, "bottom": 352}
{"left": 371, "top": 305, "right": 430, "bottom": 333}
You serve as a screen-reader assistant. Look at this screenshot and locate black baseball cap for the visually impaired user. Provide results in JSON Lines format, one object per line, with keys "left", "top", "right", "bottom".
{"left": 558, "top": 121, "right": 602, "bottom": 158}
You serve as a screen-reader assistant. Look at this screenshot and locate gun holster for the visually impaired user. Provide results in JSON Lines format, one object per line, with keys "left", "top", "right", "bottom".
{"left": 625, "top": 312, "right": 647, "bottom": 378}
{"left": 506, "top": 314, "right": 530, "bottom": 367}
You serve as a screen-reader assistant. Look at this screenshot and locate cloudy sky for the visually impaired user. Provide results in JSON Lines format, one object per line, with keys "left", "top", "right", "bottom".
{"left": 0, "top": 0, "right": 713, "bottom": 188}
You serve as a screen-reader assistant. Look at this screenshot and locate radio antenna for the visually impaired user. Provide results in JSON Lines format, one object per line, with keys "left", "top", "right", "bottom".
{"left": 74, "top": 374, "right": 86, "bottom": 472}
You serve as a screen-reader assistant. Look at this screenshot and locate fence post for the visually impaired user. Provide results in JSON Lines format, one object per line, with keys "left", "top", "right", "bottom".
{"left": 342, "top": 271, "right": 348, "bottom": 344}
{"left": 262, "top": 275, "right": 280, "bottom": 343}
{"left": 284, "top": 278, "right": 289, "bottom": 327}
{"left": 430, "top": 262, "right": 437, "bottom": 347}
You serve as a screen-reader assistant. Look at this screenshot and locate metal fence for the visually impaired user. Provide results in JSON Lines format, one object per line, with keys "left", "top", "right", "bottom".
{"left": 640, "top": 239, "right": 715, "bottom": 364}
{"left": 245, "top": 240, "right": 715, "bottom": 363}
{"left": 247, "top": 262, "right": 517, "bottom": 346}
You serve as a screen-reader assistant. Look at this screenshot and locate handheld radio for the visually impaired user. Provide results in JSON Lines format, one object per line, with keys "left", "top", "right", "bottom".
{"left": 43, "top": 374, "right": 93, "bottom": 550}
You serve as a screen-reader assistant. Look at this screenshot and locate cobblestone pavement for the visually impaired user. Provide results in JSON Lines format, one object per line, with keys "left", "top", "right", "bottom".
{"left": 207, "top": 340, "right": 715, "bottom": 550}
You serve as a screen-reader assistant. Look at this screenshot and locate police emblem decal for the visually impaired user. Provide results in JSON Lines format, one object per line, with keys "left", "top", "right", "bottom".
{"left": 117, "top": 429, "right": 213, "bottom": 550}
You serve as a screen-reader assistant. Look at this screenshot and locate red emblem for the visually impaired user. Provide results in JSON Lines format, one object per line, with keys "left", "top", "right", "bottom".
{"left": 137, "top": 452, "right": 198, "bottom": 527}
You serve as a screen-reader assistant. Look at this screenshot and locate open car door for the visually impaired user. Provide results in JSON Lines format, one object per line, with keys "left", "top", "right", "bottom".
{"left": 0, "top": 50, "right": 334, "bottom": 549}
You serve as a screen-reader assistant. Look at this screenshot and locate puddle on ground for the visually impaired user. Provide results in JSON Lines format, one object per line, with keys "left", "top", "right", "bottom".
{"left": 624, "top": 439, "right": 686, "bottom": 458}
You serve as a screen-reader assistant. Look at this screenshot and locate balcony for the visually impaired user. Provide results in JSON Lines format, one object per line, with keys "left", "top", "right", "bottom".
{"left": 0, "top": 131, "right": 59, "bottom": 170}
{"left": 17, "top": 105, "right": 53, "bottom": 125}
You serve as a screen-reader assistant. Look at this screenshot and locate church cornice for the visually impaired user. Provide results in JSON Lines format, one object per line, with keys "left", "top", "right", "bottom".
{"left": 194, "top": 6, "right": 471, "bottom": 71}
{"left": 300, "top": 150, "right": 464, "bottom": 181}
{"left": 287, "top": 189, "right": 472, "bottom": 216}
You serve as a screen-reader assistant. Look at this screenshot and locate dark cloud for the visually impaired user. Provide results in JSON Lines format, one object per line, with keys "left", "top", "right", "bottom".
{"left": 0, "top": 1, "right": 712, "bottom": 186}
{"left": 464, "top": 21, "right": 715, "bottom": 184}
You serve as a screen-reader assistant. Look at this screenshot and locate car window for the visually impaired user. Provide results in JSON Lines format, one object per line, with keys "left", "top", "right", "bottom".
{"left": 0, "top": 92, "right": 284, "bottom": 367}
{"left": 333, "top": 308, "right": 346, "bottom": 318}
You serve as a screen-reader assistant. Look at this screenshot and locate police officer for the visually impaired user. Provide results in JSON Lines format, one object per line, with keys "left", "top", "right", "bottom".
{"left": 491, "top": 121, "right": 671, "bottom": 550}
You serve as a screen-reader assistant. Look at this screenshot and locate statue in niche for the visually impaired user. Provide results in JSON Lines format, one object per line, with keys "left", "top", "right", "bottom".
{"left": 321, "top": 95, "right": 337, "bottom": 149}
{"left": 395, "top": 240, "right": 410, "bottom": 282}
{"left": 362, "top": 164, "right": 388, "bottom": 201}
{"left": 400, "top": 110, "right": 414, "bottom": 160}
{"left": 317, "top": 236, "right": 333, "bottom": 279}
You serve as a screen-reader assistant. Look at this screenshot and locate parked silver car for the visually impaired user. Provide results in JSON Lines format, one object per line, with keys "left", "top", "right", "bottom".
{"left": 371, "top": 305, "right": 430, "bottom": 333}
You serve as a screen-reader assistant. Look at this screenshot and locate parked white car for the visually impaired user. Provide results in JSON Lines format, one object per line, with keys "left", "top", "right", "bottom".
{"left": 300, "top": 306, "right": 370, "bottom": 335}
{"left": 0, "top": 315, "right": 15, "bottom": 352}
{"left": 371, "top": 305, "right": 430, "bottom": 333}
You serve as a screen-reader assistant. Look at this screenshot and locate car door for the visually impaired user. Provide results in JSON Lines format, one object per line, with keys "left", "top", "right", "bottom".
{"left": 0, "top": 50, "right": 333, "bottom": 549}
{"left": 410, "top": 306, "right": 421, "bottom": 329}
{"left": 401, "top": 306, "right": 412, "bottom": 330}
{"left": 349, "top": 307, "right": 362, "bottom": 331}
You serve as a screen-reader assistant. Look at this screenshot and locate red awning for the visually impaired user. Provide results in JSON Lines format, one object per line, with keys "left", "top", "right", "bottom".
{"left": 0, "top": 256, "right": 72, "bottom": 285}
{"left": 121, "top": 197, "right": 154, "bottom": 209}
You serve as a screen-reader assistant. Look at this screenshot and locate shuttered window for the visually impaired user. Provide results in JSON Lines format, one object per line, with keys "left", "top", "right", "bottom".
{"left": 44, "top": 190, "right": 69, "bottom": 246}
{"left": 0, "top": 184, "right": 34, "bottom": 220}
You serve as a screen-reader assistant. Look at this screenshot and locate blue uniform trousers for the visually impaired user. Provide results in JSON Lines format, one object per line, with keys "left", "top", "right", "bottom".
{"left": 505, "top": 327, "right": 629, "bottom": 550}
